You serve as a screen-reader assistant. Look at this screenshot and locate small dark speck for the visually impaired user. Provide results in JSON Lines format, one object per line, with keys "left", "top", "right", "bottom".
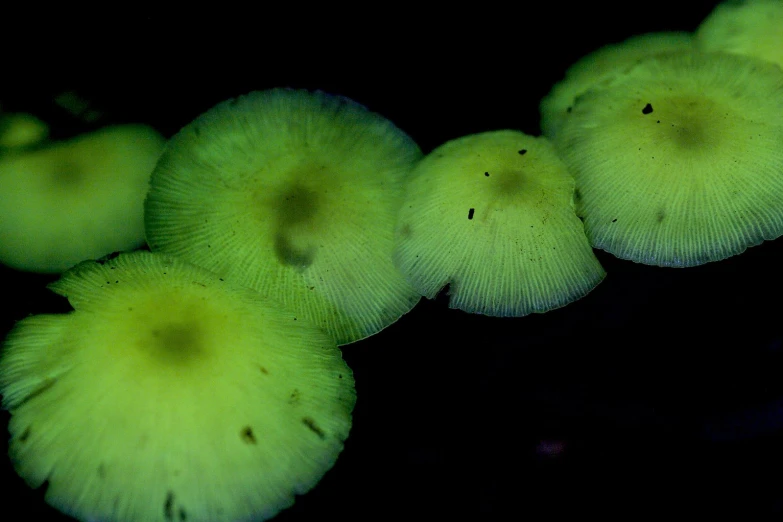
{"left": 566, "top": 107, "right": 572, "bottom": 113}
{"left": 19, "top": 427, "right": 31, "bottom": 443}
{"left": 115, "top": 280, "right": 119, "bottom": 284}
{"left": 656, "top": 209, "right": 666, "bottom": 223}
{"left": 484, "top": 171, "right": 490, "bottom": 177}
{"left": 308, "top": 286, "right": 315, "bottom": 290}
{"left": 468, "top": 208, "right": 475, "bottom": 220}
{"left": 656, "top": 120, "right": 660, "bottom": 124}
{"left": 338, "top": 374, "right": 343, "bottom": 379}
{"left": 302, "top": 417, "right": 326, "bottom": 439}
{"left": 642, "top": 103, "right": 653, "bottom": 115}
{"left": 241, "top": 426, "right": 257, "bottom": 445}
{"left": 518, "top": 149, "right": 527, "bottom": 155}
{"left": 179, "top": 508, "right": 187, "bottom": 521}
{"left": 219, "top": 278, "right": 223, "bottom": 281}
{"left": 612, "top": 218, "right": 617, "bottom": 223}
{"left": 259, "top": 366, "right": 269, "bottom": 375}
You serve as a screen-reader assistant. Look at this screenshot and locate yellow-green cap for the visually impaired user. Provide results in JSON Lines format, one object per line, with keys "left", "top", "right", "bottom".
{"left": 145, "top": 88, "right": 422, "bottom": 345}
{"left": 0, "top": 251, "right": 355, "bottom": 522}
{"left": 393, "top": 130, "right": 605, "bottom": 317}
{"left": 554, "top": 51, "right": 783, "bottom": 267}
{"left": 0, "top": 124, "right": 165, "bottom": 273}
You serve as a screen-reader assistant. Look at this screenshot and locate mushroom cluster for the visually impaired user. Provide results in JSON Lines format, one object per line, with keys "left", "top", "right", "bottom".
{"left": 2, "top": 1, "right": 783, "bottom": 519}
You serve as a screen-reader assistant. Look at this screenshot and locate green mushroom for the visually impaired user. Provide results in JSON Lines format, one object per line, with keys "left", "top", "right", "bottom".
{"left": 553, "top": 50, "right": 783, "bottom": 267}
{"left": 393, "top": 130, "right": 605, "bottom": 317}
{"left": 0, "top": 124, "right": 165, "bottom": 273}
{"left": 0, "top": 251, "right": 356, "bottom": 522}
{"left": 145, "top": 88, "right": 423, "bottom": 345}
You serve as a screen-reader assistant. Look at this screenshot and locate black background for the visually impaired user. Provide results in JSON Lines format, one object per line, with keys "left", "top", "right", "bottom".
{"left": 3, "top": 4, "right": 783, "bottom": 519}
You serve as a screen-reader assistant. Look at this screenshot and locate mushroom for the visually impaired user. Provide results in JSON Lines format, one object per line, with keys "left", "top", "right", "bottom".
{"left": 0, "top": 124, "right": 165, "bottom": 273}
{"left": 696, "top": 0, "right": 783, "bottom": 71}
{"left": 145, "top": 88, "right": 423, "bottom": 345}
{"left": 539, "top": 32, "right": 694, "bottom": 138}
{"left": 0, "top": 250, "right": 356, "bottom": 522}
{"left": 553, "top": 50, "right": 783, "bottom": 267}
{"left": 393, "top": 130, "right": 605, "bottom": 317}
{"left": 0, "top": 111, "right": 49, "bottom": 149}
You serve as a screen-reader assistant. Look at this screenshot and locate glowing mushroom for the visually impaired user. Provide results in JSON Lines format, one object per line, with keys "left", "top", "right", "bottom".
{"left": 0, "top": 111, "right": 49, "bottom": 148}
{"left": 553, "top": 50, "right": 783, "bottom": 267}
{"left": 145, "top": 88, "right": 423, "bottom": 345}
{"left": 393, "top": 130, "right": 605, "bottom": 317}
{"left": 0, "top": 124, "right": 165, "bottom": 273}
{"left": 0, "top": 250, "right": 356, "bottom": 522}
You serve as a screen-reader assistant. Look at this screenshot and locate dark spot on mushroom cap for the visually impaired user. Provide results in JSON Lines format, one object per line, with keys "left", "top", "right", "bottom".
{"left": 612, "top": 218, "right": 618, "bottom": 223}
{"left": 468, "top": 208, "right": 475, "bottom": 220}
{"left": 642, "top": 103, "right": 654, "bottom": 115}
{"left": 278, "top": 185, "right": 319, "bottom": 227}
{"left": 484, "top": 171, "right": 490, "bottom": 177}
{"left": 49, "top": 159, "right": 84, "bottom": 188}
{"left": 271, "top": 185, "right": 320, "bottom": 269}
{"left": 518, "top": 149, "right": 527, "bottom": 155}
{"left": 241, "top": 426, "right": 257, "bottom": 445}
{"left": 302, "top": 417, "right": 326, "bottom": 439}
{"left": 273, "top": 233, "right": 315, "bottom": 270}
{"left": 150, "top": 323, "right": 203, "bottom": 361}
{"left": 165, "top": 491, "right": 174, "bottom": 521}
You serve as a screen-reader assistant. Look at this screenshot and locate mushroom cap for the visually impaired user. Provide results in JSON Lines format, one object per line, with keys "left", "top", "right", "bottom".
{"left": 553, "top": 50, "right": 783, "bottom": 267}
{"left": 0, "top": 124, "right": 165, "bottom": 273}
{"left": 696, "top": 0, "right": 783, "bottom": 71}
{"left": 0, "top": 251, "right": 356, "bottom": 522}
{"left": 540, "top": 32, "right": 694, "bottom": 138}
{"left": 0, "top": 112, "right": 49, "bottom": 148}
{"left": 145, "top": 88, "right": 423, "bottom": 345}
{"left": 393, "top": 130, "right": 605, "bottom": 317}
